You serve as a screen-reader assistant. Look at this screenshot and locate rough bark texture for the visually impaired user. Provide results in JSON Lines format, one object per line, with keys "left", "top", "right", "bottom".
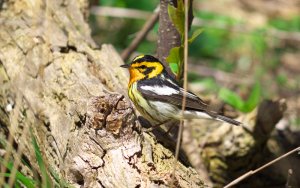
{"left": 0, "top": 0, "right": 204, "bottom": 187}
{"left": 157, "top": 0, "right": 181, "bottom": 64}
{"left": 157, "top": 0, "right": 193, "bottom": 65}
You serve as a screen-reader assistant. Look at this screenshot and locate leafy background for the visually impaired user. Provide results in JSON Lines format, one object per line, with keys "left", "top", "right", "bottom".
{"left": 90, "top": 0, "right": 300, "bottom": 128}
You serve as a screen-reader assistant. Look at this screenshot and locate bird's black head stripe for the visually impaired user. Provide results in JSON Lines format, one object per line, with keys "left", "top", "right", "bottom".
{"left": 132, "top": 55, "right": 160, "bottom": 64}
{"left": 143, "top": 67, "right": 155, "bottom": 75}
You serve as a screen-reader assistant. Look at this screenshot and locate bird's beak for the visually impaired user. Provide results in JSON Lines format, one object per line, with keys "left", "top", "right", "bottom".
{"left": 120, "top": 64, "right": 130, "bottom": 68}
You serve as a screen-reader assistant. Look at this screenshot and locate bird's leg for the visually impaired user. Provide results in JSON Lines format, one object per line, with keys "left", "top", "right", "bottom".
{"left": 165, "top": 122, "right": 177, "bottom": 134}
{"left": 142, "top": 120, "right": 170, "bottom": 133}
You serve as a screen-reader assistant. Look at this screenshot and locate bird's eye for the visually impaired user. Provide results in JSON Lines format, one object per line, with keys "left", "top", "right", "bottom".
{"left": 139, "top": 65, "right": 147, "bottom": 69}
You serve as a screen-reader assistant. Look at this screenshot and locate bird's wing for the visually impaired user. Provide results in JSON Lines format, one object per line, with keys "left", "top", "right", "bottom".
{"left": 137, "top": 77, "right": 209, "bottom": 112}
{"left": 136, "top": 76, "right": 242, "bottom": 126}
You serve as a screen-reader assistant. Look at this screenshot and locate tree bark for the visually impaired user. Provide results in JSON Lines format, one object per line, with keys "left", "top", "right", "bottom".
{"left": 157, "top": 0, "right": 181, "bottom": 65}
{"left": 157, "top": 0, "right": 193, "bottom": 65}
{"left": 0, "top": 0, "right": 204, "bottom": 187}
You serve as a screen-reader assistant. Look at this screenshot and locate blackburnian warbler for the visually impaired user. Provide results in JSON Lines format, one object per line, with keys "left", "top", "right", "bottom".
{"left": 121, "top": 55, "right": 241, "bottom": 126}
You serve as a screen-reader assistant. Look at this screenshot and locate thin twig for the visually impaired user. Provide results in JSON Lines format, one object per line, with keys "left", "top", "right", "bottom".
{"left": 0, "top": 94, "right": 22, "bottom": 187}
{"left": 172, "top": 0, "right": 189, "bottom": 185}
{"left": 224, "top": 146, "right": 300, "bottom": 188}
{"left": 285, "top": 169, "right": 293, "bottom": 188}
{"left": 121, "top": 6, "right": 159, "bottom": 61}
{"left": 90, "top": 6, "right": 152, "bottom": 19}
{"left": 7, "top": 95, "right": 26, "bottom": 188}
{"left": 0, "top": 132, "right": 14, "bottom": 186}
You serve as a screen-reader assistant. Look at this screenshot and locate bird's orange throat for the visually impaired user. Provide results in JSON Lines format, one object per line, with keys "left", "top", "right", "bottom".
{"left": 128, "top": 68, "right": 145, "bottom": 87}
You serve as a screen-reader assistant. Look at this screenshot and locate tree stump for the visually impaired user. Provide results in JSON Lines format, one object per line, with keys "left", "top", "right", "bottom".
{"left": 0, "top": 0, "right": 204, "bottom": 187}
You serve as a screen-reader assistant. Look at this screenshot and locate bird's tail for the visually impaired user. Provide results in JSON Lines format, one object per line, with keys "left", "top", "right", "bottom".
{"left": 216, "top": 114, "right": 242, "bottom": 126}
{"left": 193, "top": 110, "right": 242, "bottom": 126}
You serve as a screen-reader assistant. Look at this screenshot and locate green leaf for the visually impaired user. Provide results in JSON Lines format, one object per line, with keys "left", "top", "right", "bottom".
{"left": 218, "top": 82, "right": 260, "bottom": 113}
{"left": 188, "top": 28, "right": 203, "bottom": 43}
{"left": 177, "top": 0, "right": 184, "bottom": 11}
{"left": 168, "top": 3, "right": 184, "bottom": 35}
{"left": 244, "top": 82, "right": 261, "bottom": 112}
{"left": 197, "top": 78, "right": 219, "bottom": 92}
{"left": 0, "top": 173, "right": 35, "bottom": 188}
{"left": 166, "top": 46, "right": 183, "bottom": 75}
{"left": 218, "top": 88, "right": 244, "bottom": 110}
{"left": 169, "top": 63, "right": 179, "bottom": 75}
{"left": 276, "top": 73, "right": 287, "bottom": 86}
{"left": 166, "top": 46, "right": 182, "bottom": 63}
{"left": 31, "top": 131, "right": 52, "bottom": 188}
{"left": 0, "top": 161, "right": 36, "bottom": 188}
{"left": 49, "top": 166, "right": 73, "bottom": 188}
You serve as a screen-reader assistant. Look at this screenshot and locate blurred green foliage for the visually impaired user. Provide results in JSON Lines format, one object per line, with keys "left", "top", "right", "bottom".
{"left": 195, "top": 11, "right": 242, "bottom": 25}
{"left": 269, "top": 16, "right": 300, "bottom": 31}
{"left": 99, "top": 0, "right": 157, "bottom": 11}
{"left": 219, "top": 82, "right": 261, "bottom": 113}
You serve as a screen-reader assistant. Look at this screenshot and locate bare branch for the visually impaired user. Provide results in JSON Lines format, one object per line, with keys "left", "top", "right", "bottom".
{"left": 90, "top": 6, "right": 152, "bottom": 19}
{"left": 121, "top": 6, "right": 159, "bottom": 61}
{"left": 224, "top": 146, "right": 300, "bottom": 188}
{"left": 285, "top": 169, "right": 293, "bottom": 188}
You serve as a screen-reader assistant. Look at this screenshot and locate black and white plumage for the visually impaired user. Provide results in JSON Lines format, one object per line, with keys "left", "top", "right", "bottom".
{"left": 122, "top": 55, "right": 242, "bottom": 126}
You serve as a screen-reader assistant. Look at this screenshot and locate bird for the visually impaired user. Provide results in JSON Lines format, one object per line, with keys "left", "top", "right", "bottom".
{"left": 120, "top": 55, "right": 242, "bottom": 126}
